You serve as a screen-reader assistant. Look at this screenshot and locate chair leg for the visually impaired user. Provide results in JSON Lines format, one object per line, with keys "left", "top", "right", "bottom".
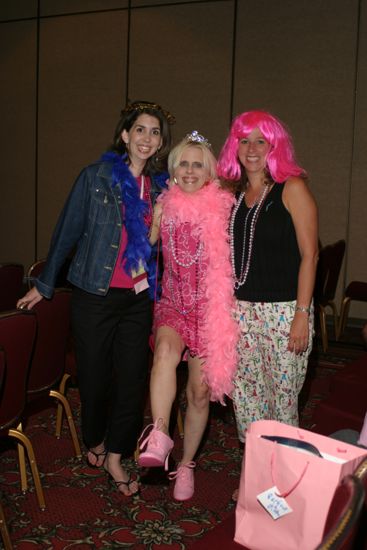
{"left": 337, "top": 297, "right": 351, "bottom": 341}
{"left": 0, "top": 500, "right": 13, "bottom": 550}
{"left": 134, "top": 444, "right": 140, "bottom": 464}
{"left": 328, "top": 301, "right": 339, "bottom": 340}
{"left": 8, "top": 428, "right": 46, "bottom": 510}
{"left": 319, "top": 307, "right": 328, "bottom": 352}
{"left": 16, "top": 423, "right": 27, "bottom": 493}
{"left": 49, "top": 390, "right": 82, "bottom": 458}
{"left": 55, "top": 373, "right": 71, "bottom": 438}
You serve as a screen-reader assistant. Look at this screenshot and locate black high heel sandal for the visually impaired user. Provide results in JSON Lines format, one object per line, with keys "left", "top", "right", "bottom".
{"left": 107, "top": 472, "right": 140, "bottom": 497}
{"left": 87, "top": 448, "right": 107, "bottom": 468}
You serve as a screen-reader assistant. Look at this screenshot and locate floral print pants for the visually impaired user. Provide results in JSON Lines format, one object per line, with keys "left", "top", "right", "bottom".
{"left": 232, "top": 300, "right": 314, "bottom": 442}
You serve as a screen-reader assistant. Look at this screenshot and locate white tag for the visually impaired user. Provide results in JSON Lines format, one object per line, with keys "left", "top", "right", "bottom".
{"left": 133, "top": 276, "right": 149, "bottom": 294}
{"left": 257, "top": 486, "right": 293, "bottom": 520}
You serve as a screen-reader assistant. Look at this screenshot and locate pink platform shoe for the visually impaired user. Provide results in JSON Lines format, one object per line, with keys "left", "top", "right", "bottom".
{"left": 138, "top": 418, "right": 174, "bottom": 470}
{"left": 168, "top": 461, "right": 196, "bottom": 501}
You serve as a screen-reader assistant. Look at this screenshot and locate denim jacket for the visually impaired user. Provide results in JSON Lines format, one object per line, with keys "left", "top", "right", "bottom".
{"left": 36, "top": 158, "right": 166, "bottom": 298}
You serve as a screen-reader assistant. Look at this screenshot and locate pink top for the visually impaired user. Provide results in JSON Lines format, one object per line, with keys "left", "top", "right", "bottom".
{"left": 110, "top": 175, "right": 152, "bottom": 288}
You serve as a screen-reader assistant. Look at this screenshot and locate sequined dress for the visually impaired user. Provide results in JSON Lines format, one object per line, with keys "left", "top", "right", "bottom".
{"left": 154, "top": 220, "right": 209, "bottom": 357}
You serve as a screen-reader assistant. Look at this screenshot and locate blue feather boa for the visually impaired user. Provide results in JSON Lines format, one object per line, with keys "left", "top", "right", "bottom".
{"left": 100, "top": 151, "right": 166, "bottom": 298}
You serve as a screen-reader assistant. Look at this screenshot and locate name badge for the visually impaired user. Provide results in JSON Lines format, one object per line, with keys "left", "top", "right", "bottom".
{"left": 131, "top": 261, "right": 149, "bottom": 294}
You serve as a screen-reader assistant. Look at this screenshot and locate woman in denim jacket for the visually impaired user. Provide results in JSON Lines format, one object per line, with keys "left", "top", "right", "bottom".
{"left": 17, "top": 101, "right": 175, "bottom": 496}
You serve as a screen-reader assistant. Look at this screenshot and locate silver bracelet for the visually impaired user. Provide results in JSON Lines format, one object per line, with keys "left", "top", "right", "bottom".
{"left": 295, "top": 305, "right": 310, "bottom": 314}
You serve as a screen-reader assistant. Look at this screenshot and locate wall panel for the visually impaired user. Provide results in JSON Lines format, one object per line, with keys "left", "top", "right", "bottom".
{"left": 40, "top": 0, "right": 128, "bottom": 17}
{"left": 345, "top": 0, "right": 367, "bottom": 318}
{"left": 128, "top": 1, "right": 234, "bottom": 154}
{"left": 0, "top": 21, "right": 37, "bottom": 268}
{"left": 37, "top": 11, "right": 128, "bottom": 256}
{"left": 234, "top": 0, "right": 362, "bottom": 310}
{"left": 234, "top": 0, "right": 359, "bottom": 245}
{"left": 0, "top": 0, "right": 38, "bottom": 21}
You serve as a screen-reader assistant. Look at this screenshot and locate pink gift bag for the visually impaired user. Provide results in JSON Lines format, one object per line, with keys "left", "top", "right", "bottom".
{"left": 235, "top": 420, "right": 367, "bottom": 550}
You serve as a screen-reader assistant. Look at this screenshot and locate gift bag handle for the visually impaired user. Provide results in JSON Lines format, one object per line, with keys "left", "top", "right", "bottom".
{"left": 263, "top": 435, "right": 323, "bottom": 498}
{"left": 270, "top": 448, "right": 309, "bottom": 498}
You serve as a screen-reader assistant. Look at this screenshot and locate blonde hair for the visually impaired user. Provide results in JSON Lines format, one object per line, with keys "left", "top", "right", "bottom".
{"left": 168, "top": 140, "right": 217, "bottom": 181}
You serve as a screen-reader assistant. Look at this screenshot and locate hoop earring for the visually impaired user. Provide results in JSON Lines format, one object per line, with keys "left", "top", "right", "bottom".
{"left": 173, "top": 177, "right": 178, "bottom": 184}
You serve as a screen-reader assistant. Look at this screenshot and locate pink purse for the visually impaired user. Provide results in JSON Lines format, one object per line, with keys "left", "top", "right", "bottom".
{"left": 235, "top": 420, "right": 367, "bottom": 550}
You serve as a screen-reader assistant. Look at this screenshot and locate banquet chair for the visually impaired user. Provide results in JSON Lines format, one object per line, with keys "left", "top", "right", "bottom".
{"left": 338, "top": 281, "right": 367, "bottom": 341}
{"left": 314, "top": 240, "right": 346, "bottom": 352}
{"left": 0, "top": 349, "right": 14, "bottom": 550}
{"left": 26, "top": 289, "right": 81, "bottom": 459}
{"left": 316, "top": 474, "right": 365, "bottom": 550}
{"left": 0, "top": 263, "right": 24, "bottom": 312}
{"left": 0, "top": 310, "right": 45, "bottom": 510}
{"left": 27, "top": 257, "right": 77, "bottom": 430}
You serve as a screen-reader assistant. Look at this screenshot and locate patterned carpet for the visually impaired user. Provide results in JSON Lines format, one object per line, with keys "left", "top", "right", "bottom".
{"left": 0, "top": 330, "right": 365, "bottom": 549}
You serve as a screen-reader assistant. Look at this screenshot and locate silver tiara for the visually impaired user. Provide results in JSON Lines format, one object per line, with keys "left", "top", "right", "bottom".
{"left": 185, "top": 130, "right": 211, "bottom": 148}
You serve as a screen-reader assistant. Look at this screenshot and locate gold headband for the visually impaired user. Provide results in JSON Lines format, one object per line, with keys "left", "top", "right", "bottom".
{"left": 121, "top": 102, "right": 176, "bottom": 125}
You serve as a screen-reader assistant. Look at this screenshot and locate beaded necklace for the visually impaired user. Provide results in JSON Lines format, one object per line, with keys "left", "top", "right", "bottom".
{"left": 230, "top": 184, "right": 269, "bottom": 290}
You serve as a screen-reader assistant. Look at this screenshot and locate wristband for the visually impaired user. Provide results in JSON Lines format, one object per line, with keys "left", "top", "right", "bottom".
{"left": 295, "top": 305, "right": 310, "bottom": 314}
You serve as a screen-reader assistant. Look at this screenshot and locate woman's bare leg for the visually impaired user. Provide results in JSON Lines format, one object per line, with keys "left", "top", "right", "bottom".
{"left": 180, "top": 355, "right": 210, "bottom": 464}
{"left": 149, "top": 326, "right": 185, "bottom": 433}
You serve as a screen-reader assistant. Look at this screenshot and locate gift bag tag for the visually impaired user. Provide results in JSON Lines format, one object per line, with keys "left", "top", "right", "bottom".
{"left": 257, "top": 486, "right": 293, "bottom": 520}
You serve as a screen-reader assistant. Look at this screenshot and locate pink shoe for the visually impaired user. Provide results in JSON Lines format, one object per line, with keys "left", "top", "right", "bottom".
{"left": 169, "top": 461, "right": 196, "bottom": 501}
{"left": 138, "top": 418, "right": 174, "bottom": 470}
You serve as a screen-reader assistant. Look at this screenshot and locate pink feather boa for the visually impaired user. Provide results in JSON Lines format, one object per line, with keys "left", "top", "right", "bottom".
{"left": 161, "top": 181, "right": 239, "bottom": 403}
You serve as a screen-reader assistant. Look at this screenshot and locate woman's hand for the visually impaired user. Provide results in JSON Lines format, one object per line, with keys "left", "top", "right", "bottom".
{"left": 17, "top": 286, "right": 43, "bottom": 310}
{"left": 287, "top": 311, "right": 309, "bottom": 354}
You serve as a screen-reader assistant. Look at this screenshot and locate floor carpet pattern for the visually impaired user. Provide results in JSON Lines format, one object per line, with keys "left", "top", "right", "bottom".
{"left": 1, "top": 332, "right": 365, "bottom": 549}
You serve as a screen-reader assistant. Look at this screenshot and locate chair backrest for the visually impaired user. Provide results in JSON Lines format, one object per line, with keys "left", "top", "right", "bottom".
{"left": 316, "top": 474, "right": 365, "bottom": 550}
{"left": 0, "top": 310, "right": 37, "bottom": 431}
{"left": 0, "top": 263, "right": 24, "bottom": 311}
{"left": 27, "top": 289, "right": 72, "bottom": 394}
{"left": 27, "top": 258, "right": 72, "bottom": 290}
{"left": 27, "top": 259, "right": 47, "bottom": 289}
{"left": 314, "top": 240, "right": 346, "bottom": 305}
{"left": 0, "top": 348, "right": 5, "bottom": 401}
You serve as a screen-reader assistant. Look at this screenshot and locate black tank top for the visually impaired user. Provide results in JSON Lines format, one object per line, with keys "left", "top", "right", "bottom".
{"left": 232, "top": 183, "right": 300, "bottom": 302}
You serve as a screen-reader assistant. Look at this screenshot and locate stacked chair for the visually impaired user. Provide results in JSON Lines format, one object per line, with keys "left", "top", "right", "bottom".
{"left": 338, "top": 280, "right": 367, "bottom": 341}
{"left": 26, "top": 288, "right": 81, "bottom": 459}
{"left": 0, "top": 289, "right": 81, "bottom": 532}
{"left": 314, "top": 240, "right": 346, "bottom": 352}
{"left": 0, "top": 310, "right": 45, "bottom": 509}
{"left": 0, "top": 263, "right": 24, "bottom": 312}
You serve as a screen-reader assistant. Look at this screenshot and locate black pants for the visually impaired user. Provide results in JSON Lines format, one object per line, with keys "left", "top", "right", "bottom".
{"left": 71, "top": 286, "right": 151, "bottom": 457}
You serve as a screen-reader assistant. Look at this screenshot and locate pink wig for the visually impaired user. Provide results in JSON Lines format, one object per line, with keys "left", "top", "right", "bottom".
{"left": 217, "top": 110, "right": 306, "bottom": 183}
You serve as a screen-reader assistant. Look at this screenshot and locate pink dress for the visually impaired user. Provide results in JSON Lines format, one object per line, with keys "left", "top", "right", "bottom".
{"left": 151, "top": 182, "right": 238, "bottom": 403}
{"left": 154, "top": 220, "right": 208, "bottom": 357}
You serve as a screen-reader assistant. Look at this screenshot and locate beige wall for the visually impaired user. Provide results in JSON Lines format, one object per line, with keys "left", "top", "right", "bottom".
{"left": 1, "top": 0, "right": 366, "bottom": 319}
